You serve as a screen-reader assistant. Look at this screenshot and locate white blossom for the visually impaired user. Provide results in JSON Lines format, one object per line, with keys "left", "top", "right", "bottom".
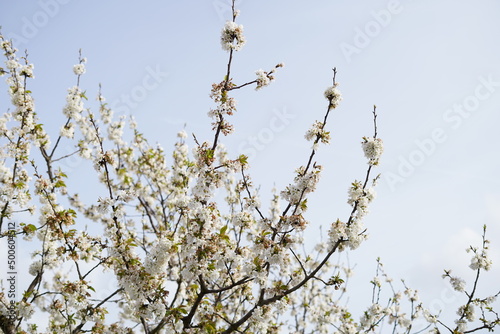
{"left": 455, "top": 318, "right": 468, "bottom": 332}
{"left": 449, "top": 276, "right": 466, "bottom": 292}
{"left": 468, "top": 248, "right": 492, "bottom": 271}
{"left": 347, "top": 180, "right": 376, "bottom": 220}
{"left": 63, "top": 86, "right": 85, "bottom": 118}
{"left": 60, "top": 122, "right": 75, "bottom": 138}
{"left": 220, "top": 21, "right": 246, "bottom": 51}
{"left": 29, "top": 260, "right": 43, "bottom": 276}
{"left": 255, "top": 69, "right": 271, "bottom": 89}
{"left": 144, "top": 237, "right": 172, "bottom": 276}
{"left": 20, "top": 64, "right": 34, "bottom": 78}
{"left": 18, "top": 301, "right": 34, "bottom": 319}
{"left": 73, "top": 63, "right": 86, "bottom": 75}
{"left": 324, "top": 84, "right": 342, "bottom": 108}
{"left": 305, "top": 120, "right": 330, "bottom": 144}
{"left": 281, "top": 165, "right": 322, "bottom": 205}
{"left": 362, "top": 136, "right": 384, "bottom": 165}
{"left": 457, "top": 304, "right": 475, "bottom": 322}
{"left": 5, "top": 59, "right": 19, "bottom": 70}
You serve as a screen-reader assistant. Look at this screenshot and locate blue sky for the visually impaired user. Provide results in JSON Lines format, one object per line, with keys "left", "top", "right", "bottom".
{"left": 1, "top": 0, "right": 500, "bottom": 328}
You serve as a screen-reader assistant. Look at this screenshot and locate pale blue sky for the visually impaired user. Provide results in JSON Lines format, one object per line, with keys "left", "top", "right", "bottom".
{"left": 1, "top": 0, "right": 500, "bottom": 328}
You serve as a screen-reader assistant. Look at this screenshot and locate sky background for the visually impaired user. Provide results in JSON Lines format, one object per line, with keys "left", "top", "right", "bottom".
{"left": 1, "top": 0, "right": 500, "bottom": 329}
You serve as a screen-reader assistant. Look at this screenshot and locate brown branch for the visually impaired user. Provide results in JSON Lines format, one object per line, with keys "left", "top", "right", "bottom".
{"left": 222, "top": 239, "right": 343, "bottom": 334}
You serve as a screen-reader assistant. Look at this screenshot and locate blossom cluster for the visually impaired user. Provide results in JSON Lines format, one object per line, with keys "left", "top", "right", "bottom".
{"left": 468, "top": 245, "right": 493, "bottom": 271}
{"left": 255, "top": 63, "right": 284, "bottom": 90}
{"left": 361, "top": 136, "right": 384, "bottom": 165}
{"left": 324, "top": 84, "right": 342, "bottom": 108}
{"left": 73, "top": 58, "right": 86, "bottom": 75}
{"left": 208, "top": 80, "right": 237, "bottom": 136}
{"left": 347, "top": 180, "right": 376, "bottom": 220}
{"left": 305, "top": 120, "right": 331, "bottom": 144}
{"left": 220, "top": 21, "right": 246, "bottom": 52}
{"left": 281, "top": 165, "right": 322, "bottom": 206}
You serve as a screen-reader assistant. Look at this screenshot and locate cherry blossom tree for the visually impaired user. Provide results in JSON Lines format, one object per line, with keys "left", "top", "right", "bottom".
{"left": 0, "top": 2, "right": 499, "bottom": 333}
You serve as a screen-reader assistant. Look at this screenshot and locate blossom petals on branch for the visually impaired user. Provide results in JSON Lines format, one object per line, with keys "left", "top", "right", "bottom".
{"left": 221, "top": 21, "right": 246, "bottom": 52}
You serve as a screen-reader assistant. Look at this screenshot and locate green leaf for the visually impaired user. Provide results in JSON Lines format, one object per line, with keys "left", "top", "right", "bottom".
{"left": 204, "top": 322, "right": 217, "bottom": 334}
{"left": 238, "top": 154, "right": 248, "bottom": 165}
{"left": 220, "top": 225, "right": 228, "bottom": 235}
{"left": 54, "top": 180, "right": 66, "bottom": 188}
{"left": 26, "top": 224, "right": 37, "bottom": 232}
